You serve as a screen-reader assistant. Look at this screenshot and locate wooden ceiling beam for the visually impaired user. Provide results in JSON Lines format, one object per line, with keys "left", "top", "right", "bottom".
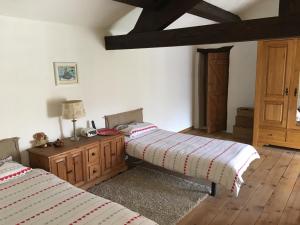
{"left": 279, "top": 0, "right": 300, "bottom": 16}
{"left": 113, "top": 0, "right": 164, "bottom": 10}
{"left": 130, "top": 0, "right": 202, "bottom": 33}
{"left": 105, "top": 15, "right": 300, "bottom": 50}
{"left": 189, "top": 1, "right": 241, "bottom": 23}
{"left": 113, "top": 0, "right": 241, "bottom": 23}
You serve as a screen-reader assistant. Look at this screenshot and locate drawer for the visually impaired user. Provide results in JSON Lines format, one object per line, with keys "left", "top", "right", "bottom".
{"left": 259, "top": 128, "right": 286, "bottom": 142}
{"left": 88, "top": 164, "right": 101, "bottom": 181}
{"left": 86, "top": 144, "right": 100, "bottom": 164}
{"left": 286, "top": 129, "right": 300, "bottom": 144}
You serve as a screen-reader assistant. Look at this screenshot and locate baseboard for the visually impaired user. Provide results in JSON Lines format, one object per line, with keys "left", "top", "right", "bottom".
{"left": 179, "top": 127, "right": 194, "bottom": 133}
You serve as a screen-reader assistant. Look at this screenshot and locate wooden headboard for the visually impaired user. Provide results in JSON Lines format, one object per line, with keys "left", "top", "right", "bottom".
{"left": 0, "top": 137, "right": 21, "bottom": 163}
{"left": 104, "top": 108, "right": 144, "bottom": 129}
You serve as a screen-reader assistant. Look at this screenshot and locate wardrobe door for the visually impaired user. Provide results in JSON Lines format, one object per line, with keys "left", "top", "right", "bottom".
{"left": 286, "top": 39, "right": 300, "bottom": 146}
{"left": 258, "top": 39, "right": 296, "bottom": 129}
{"left": 287, "top": 40, "right": 300, "bottom": 130}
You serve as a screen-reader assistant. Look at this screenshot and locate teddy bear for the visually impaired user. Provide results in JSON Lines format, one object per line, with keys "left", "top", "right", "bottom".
{"left": 33, "top": 132, "right": 50, "bottom": 148}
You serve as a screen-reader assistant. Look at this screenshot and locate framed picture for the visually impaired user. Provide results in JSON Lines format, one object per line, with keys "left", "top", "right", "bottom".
{"left": 53, "top": 62, "right": 78, "bottom": 85}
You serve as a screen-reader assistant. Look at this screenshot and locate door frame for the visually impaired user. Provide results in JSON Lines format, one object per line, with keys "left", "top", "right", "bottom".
{"left": 197, "top": 46, "right": 233, "bottom": 133}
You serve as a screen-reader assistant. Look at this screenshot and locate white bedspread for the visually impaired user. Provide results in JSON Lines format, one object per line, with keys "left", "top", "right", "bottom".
{"left": 126, "top": 129, "right": 260, "bottom": 197}
{"left": 0, "top": 169, "right": 157, "bottom": 225}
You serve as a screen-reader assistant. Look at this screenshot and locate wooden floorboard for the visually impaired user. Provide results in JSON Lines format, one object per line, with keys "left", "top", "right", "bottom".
{"left": 178, "top": 130, "right": 300, "bottom": 225}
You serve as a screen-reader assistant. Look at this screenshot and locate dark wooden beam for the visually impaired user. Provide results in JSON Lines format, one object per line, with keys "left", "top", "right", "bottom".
{"left": 113, "top": 0, "right": 241, "bottom": 23}
{"left": 197, "top": 46, "right": 233, "bottom": 54}
{"left": 131, "top": 0, "right": 202, "bottom": 33}
{"left": 279, "top": 0, "right": 300, "bottom": 16}
{"left": 189, "top": 1, "right": 241, "bottom": 23}
{"left": 105, "top": 15, "right": 300, "bottom": 50}
{"left": 113, "top": 0, "right": 164, "bottom": 10}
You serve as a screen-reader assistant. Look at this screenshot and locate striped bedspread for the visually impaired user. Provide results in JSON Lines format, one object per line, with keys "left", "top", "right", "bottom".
{"left": 126, "top": 129, "right": 260, "bottom": 197}
{"left": 0, "top": 169, "right": 157, "bottom": 225}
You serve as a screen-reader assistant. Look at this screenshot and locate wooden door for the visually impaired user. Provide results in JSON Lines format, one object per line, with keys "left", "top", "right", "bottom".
{"left": 207, "top": 52, "right": 229, "bottom": 133}
{"left": 101, "top": 139, "right": 116, "bottom": 175}
{"left": 66, "top": 150, "right": 84, "bottom": 186}
{"left": 258, "top": 39, "right": 296, "bottom": 129}
{"left": 50, "top": 155, "right": 68, "bottom": 181}
{"left": 287, "top": 39, "right": 300, "bottom": 130}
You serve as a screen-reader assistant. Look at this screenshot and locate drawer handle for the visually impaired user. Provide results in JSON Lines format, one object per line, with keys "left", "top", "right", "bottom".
{"left": 91, "top": 152, "right": 96, "bottom": 156}
{"left": 268, "top": 134, "right": 273, "bottom": 136}
{"left": 67, "top": 170, "right": 73, "bottom": 174}
{"left": 93, "top": 169, "right": 97, "bottom": 174}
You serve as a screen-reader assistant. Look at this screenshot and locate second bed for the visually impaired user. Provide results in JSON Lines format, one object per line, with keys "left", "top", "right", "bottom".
{"left": 105, "top": 108, "right": 260, "bottom": 197}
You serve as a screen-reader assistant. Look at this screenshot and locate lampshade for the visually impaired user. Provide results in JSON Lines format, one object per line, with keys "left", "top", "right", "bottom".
{"left": 62, "top": 100, "right": 86, "bottom": 120}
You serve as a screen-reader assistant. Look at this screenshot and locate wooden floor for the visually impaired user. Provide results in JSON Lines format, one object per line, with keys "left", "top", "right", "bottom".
{"left": 178, "top": 129, "right": 300, "bottom": 225}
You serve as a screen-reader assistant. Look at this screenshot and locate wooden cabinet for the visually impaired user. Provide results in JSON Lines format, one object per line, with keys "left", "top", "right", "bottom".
{"left": 50, "top": 156, "right": 68, "bottom": 181}
{"left": 50, "top": 149, "right": 84, "bottom": 186}
{"left": 28, "top": 134, "right": 127, "bottom": 189}
{"left": 101, "top": 136, "right": 125, "bottom": 175}
{"left": 67, "top": 150, "right": 85, "bottom": 186}
{"left": 254, "top": 38, "right": 300, "bottom": 149}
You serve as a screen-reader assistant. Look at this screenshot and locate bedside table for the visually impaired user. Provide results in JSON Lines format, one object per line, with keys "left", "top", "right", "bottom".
{"left": 28, "top": 134, "right": 127, "bottom": 189}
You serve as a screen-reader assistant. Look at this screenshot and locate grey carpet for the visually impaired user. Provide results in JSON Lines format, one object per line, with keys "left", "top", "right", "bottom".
{"left": 88, "top": 165, "right": 210, "bottom": 225}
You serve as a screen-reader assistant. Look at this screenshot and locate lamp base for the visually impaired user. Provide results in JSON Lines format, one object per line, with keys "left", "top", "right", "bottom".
{"left": 70, "top": 119, "right": 80, "bottom": 142}
{"left": 70, "top": 136, "right": 80, "bottom": 142}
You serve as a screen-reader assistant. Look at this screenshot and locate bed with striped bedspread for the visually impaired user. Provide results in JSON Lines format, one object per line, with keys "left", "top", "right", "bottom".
{"left": 0, "top": 169, "right": 157, "bottom": 225}
{"left": 126, "top": 129, "right": 260, "bottom": 197}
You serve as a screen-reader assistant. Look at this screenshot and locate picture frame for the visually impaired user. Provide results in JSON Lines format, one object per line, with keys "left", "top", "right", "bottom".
{"left": 53, "top": 62, "right": 78, "bottom": 85}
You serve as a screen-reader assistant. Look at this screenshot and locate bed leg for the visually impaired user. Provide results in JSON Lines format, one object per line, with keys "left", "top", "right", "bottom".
{"left": 210, "top": 182, "right": 216, "bottom": 196}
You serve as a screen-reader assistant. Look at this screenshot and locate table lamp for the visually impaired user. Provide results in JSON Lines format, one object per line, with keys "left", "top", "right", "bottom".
{"left": 62, "top": 100, "right": 86, "bottom": 141}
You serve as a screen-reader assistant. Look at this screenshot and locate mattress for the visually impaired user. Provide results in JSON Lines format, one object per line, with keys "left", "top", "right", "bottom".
{"left": 125, "top": 129, "right": 260, "bottom": 197}
{"left": 0, "top": 169, "right": 157, "bottom": 225}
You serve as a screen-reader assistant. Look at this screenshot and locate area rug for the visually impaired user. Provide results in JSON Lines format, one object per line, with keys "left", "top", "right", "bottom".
{"left": 88, "top": 165, "right": 210, "bottom": 225}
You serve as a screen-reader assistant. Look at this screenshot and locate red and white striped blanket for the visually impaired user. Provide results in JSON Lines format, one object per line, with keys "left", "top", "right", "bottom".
{"left": 0, "top": 169, "right": 157, "bottom": 225}
{"left": 126, "top": 129, "right": 260, "bottom": 197}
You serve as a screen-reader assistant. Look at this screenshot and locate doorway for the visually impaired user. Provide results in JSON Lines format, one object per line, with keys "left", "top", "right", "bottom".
{"left": 197, "top": 46, "right": 232, "bottom": 134}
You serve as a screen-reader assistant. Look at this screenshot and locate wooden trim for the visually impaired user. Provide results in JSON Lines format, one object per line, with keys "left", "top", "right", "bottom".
{"left": 179, "top": 127, "right": 194, "bottom": 133}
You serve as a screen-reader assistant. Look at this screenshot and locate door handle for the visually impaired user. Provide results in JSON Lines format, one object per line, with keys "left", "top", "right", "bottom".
{"left": 285, "top": 88, "right": 289, "bottom": 96}
{"left": 294, "top": 88, "right": 298, "bottom": 97}
{"left": 67, "top": 170, "right": 73, "bottom": 174}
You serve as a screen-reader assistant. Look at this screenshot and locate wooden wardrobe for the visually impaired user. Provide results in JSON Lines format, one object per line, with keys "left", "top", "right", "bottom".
{"left": 253, "top": 38, "right": 300, "bottom": 150}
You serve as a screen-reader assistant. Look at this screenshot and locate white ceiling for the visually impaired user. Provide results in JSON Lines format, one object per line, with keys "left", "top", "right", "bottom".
{"left": 0, "top": 0, "right": 263, "bottom": 29}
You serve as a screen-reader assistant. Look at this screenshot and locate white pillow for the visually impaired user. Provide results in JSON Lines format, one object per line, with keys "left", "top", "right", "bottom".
{"left": 116, "top": 122, "right": 158, "bottom": 138}
{"left": 0, "top": 156, "right": 13, "bottom": 166}
{"left": 0, "top": 161, "right": 32, "bottom": 184}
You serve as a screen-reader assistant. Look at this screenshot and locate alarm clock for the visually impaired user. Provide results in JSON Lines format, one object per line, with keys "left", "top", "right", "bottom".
{"left": 80, "top": 128, "right": 97, "bottom": 137}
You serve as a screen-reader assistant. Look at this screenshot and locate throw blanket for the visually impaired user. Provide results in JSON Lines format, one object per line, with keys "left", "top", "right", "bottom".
{"left": 126, "top": 129, "right": 260, "bottom": 197}
{"left": 0, "top": 169, "right": 157, "bottom": 225}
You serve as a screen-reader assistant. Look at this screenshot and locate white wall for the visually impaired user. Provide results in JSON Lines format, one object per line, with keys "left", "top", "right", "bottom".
{"left": 0, "top": 15, "right": 194, "bottom": 163}
{"left": 195, "top": 0, "right": 279, "bottom": 133}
